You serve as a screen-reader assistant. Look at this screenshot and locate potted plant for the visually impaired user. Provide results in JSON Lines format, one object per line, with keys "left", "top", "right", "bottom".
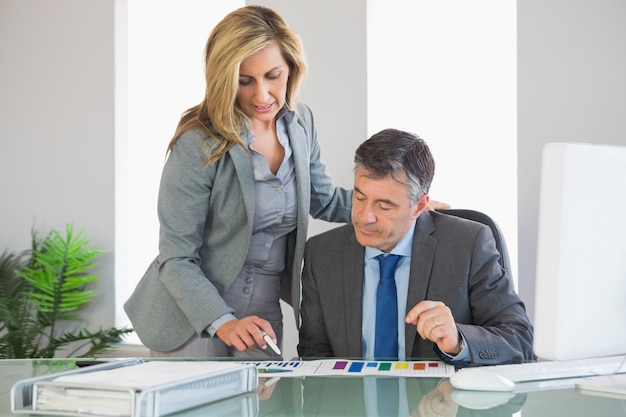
{"left": 0, "top": 222, "right": 133, "bottom": 358}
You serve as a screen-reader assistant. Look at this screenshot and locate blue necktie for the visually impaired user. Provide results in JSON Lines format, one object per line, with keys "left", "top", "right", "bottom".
{"left": 374, "top": 254, "right": 401, "bottom": 360}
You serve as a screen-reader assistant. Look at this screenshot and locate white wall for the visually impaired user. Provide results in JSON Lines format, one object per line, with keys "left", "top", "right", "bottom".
{"left": 117, "top": 0, "right": 243, "bottom": 345}
{"left": 517, "top": 0, "right": 626, "bottom": 320}
{"left": 366, "top": 0, "right": 517, "bottom": 268}
{"left": 0, "top": 0, "right": 117, "bottom": 331}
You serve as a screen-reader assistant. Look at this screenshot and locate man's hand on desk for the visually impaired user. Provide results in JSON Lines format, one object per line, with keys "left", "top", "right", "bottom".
{"left": 406, "top": 300, "right": 462, "bottom": 355}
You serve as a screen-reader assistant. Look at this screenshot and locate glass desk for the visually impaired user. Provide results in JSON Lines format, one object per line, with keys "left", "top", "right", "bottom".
{"left": 2, "top": 358, "right": 625, "bottom": 417}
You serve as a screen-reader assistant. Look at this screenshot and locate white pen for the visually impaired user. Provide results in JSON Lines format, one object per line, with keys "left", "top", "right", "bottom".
{"left": 262, "top": 332, "right": 282, "bottom": 356}
{"left": 263, "top": 376, "right": 281, "bottom": 388}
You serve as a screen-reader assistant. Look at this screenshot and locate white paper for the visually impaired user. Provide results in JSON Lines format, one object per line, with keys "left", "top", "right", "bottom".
{"left": 243, "top": 359, "right": 455, "bottom": 378}
{"left": 53, "top": 361, "right": 244, "bottom": 389}
{"left": 576, "top": 374, "right": 626, "bottom": 399}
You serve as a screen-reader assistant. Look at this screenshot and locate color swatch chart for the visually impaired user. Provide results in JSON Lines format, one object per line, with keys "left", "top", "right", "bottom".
{"left": 244, "top": 359, "right": 455, "bottom": 378}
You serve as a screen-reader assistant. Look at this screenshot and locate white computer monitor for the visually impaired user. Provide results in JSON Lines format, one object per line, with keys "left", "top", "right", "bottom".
{"left": 533, "top": 142, "right": 626, "bottom": 361}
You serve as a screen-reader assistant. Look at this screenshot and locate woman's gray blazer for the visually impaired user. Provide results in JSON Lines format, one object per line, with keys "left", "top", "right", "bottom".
{"left": 124, "top": 104, "right": 352, "bottom": 352}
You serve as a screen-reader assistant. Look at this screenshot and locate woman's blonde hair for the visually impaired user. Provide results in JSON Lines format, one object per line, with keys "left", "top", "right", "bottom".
{"left": 168, "top": 5, "right": 307, "bottom": 167}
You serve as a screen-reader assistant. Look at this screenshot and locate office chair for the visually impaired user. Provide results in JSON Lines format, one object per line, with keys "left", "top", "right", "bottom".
{"left": 436, "top": 209, "right": 512, "bottom": 280}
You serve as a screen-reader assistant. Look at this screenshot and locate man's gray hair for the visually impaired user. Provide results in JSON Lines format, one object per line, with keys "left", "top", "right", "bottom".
{"left": 354, "top": 128, "right": 435, "bottom": 204}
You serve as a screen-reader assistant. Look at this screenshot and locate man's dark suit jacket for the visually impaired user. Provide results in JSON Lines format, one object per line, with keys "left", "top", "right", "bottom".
{"left": 298, "top": 210, "right": 535, "bottom": 365}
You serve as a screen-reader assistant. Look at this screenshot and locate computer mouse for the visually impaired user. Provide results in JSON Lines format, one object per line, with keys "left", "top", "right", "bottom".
{"left": 450, "top": 389, "right": 515, "bottom": 409}
{"left": 449, "top": 368, "right": 516, "bottom": 392}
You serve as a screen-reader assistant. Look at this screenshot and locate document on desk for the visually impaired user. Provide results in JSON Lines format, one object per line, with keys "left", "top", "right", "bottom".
{"left": 29, "top": 361, "right": 257, "bottom": 417}
{"left": 576, "top": 374, "right": 626, "bottom": 400}
{"left": 244, "top": 359, "right": 455, "bottom": 377}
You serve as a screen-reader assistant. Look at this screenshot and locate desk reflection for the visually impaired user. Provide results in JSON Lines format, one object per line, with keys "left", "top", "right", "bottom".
{"left": 5, "top": 359, "right": 625, "bottom": 417}
{"left": 257, "top": 376, "right": 526, "bottom": 417}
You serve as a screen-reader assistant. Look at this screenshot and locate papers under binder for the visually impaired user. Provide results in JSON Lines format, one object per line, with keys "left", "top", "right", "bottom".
{"left": 576, "top": 374, "right": 626, "bottom": 400}
{"left": 11, "top": 359, "right": 258, "bottom": 417}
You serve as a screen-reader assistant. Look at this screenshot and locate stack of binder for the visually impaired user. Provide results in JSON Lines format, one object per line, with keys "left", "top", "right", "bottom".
{"left": 11, "top": 358, "right": 258, "bottom": 417}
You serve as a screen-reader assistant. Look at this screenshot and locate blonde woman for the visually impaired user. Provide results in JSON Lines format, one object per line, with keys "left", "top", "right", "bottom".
{"left": 124, "top": 6, "right": 352, "bottom": 358}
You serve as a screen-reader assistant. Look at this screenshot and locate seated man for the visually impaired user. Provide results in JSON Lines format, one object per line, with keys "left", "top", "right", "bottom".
{"left": 298, "top": 128, "right": 535, "bottom": 365}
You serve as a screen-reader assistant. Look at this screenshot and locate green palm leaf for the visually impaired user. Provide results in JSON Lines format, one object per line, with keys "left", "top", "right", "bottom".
{"left": 16, "top": 223, "right": 102, "bottom": 316}
{"left": 0, "top": 222, "right": 133, "bottom": 358}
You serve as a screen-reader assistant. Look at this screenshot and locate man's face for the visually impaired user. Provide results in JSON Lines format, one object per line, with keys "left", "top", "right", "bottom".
{"left": 351, "top": 167, "right": 429, "bottom": 253}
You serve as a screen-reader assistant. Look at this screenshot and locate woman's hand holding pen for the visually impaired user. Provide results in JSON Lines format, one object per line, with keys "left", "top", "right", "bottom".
{"left": 216, "top": 315, "right": 278, "bottom": 353}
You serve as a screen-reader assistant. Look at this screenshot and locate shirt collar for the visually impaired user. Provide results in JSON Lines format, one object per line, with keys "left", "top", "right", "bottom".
{"left": 277, "top": 105, "right": 294, "bottom": 123}
{"left": 365, "top": 219, "right": 416, "bottom": 260}
{"left": 242, "top": 106, "right": 294, "bottom": 146}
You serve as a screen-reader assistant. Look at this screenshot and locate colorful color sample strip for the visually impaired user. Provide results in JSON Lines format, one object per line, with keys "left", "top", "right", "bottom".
{"left": 242, "top": 359, "right": 455, "bottom": 378}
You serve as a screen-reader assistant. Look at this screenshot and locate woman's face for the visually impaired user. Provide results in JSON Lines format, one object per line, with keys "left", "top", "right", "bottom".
{"left": 237, "top": 42, "right": 290, "bottom": 126}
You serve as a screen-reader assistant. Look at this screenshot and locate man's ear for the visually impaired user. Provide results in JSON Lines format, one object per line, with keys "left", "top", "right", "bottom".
{"left": 412, "top": 194, "right": 430, "bottom": 219}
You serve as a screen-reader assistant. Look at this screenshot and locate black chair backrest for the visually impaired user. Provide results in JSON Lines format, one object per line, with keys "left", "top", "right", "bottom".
{"left": 436, "top": 209, "right": 512, "bottom": 280}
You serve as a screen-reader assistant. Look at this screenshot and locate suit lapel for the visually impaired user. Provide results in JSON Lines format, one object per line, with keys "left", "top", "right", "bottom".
{"left": 285, "top": 112, "right": 309, "bottom": 230}
{"left": 405, "top": 212, "right": 437, "bottom": 356}
{"left": 229, "top": 144, "right": 255, "bottom": 228}
{"left": 284, "top": 113, "right": 310, "bottom": 325}
{"left": 343, "top": 233, "right": 365, "bottom": 357}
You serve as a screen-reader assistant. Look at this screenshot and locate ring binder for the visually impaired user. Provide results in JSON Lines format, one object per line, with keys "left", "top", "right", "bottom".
{"left": 11, "top": 358, "right": 258, "bottom": 417}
